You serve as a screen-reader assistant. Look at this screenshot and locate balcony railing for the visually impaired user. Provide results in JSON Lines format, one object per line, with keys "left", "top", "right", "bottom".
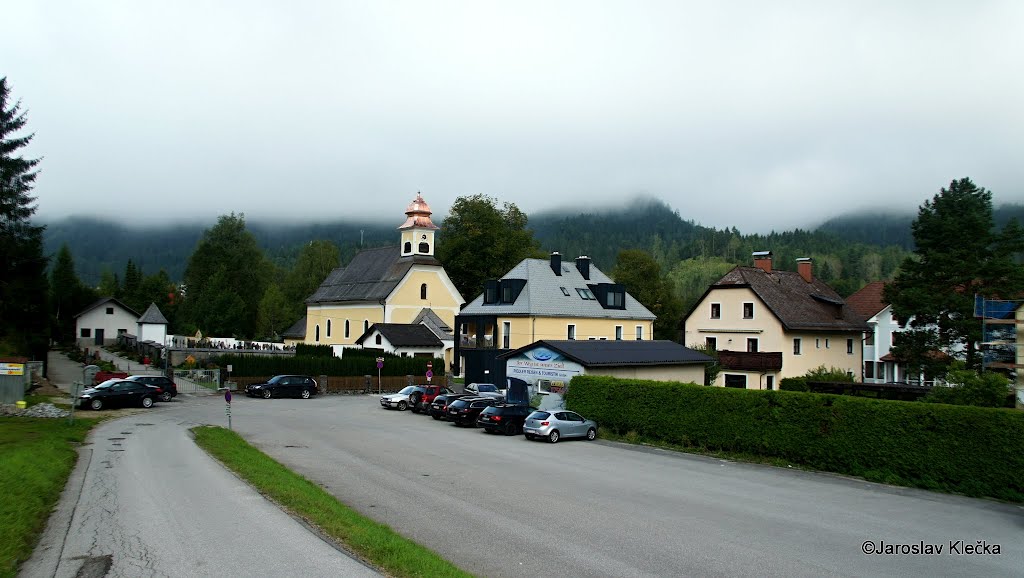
{"left": 460, "top": 334, "right": 495, "bottom": 349}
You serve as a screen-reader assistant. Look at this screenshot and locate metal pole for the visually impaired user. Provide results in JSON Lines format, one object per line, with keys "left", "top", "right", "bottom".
{"left": 67, "top": 382, "right": 79, "bottom": 425}
{"left": 378, "top": 367, "right": 381, "bottom": 395}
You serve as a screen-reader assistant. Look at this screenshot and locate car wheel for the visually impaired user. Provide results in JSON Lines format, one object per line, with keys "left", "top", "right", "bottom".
{"left": 300, "top": 389, "right": 311, "bottom": 399}
{"left": 262, "top": 389, "right": 272, "bottom": 399}
{"left": 524, "top": 434, "right": 534, "bottom": 441}
{"left": 397, "top": 400, "right": 408, "bottom": 411}
{"left": 548, "top": 430, "right": 560, "bottom": 444}
{"left": 586, "top": 427, "right": 597, "bottom": 441}
{"left": 89, "top": 398, "right": 104, "bottom": 411}
{"left": 141, "top": 396, "right": 154, "bottom": 408}
{"left": 432, "top": 414, "right": 441, "bottom": 420}
{"left": 159, "top": 391, "right": 172, "bottom": 402}
{"left": 504, "top": 422, "right": 517, "bottom": 436}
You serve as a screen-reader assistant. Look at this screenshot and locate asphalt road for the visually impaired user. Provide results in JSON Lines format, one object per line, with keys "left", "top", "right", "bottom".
{"left": 22, "top": 404, "right": 380, "bottom": 578}
{"left": 173, "top": 394, "right": 1023, "bottom": 578}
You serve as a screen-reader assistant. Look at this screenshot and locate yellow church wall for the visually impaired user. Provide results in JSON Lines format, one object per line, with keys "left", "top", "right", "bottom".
{"left": 388, "top": 269, "right": 461, "bottom": 327}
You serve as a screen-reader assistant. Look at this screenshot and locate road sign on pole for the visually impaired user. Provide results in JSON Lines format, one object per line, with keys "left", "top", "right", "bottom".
{"left": 225, "top": 389, "right": 232, "bottom": 430}
{"left": 376, "top": 357, "right": 384, "bottom": 394}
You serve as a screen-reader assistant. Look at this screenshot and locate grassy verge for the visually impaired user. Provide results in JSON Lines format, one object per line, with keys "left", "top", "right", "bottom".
{"left": 192, "top": 426, "right": 473, "bottom": 578}
{"left": 0, "top": 417, "right": 98, "bottom": 578}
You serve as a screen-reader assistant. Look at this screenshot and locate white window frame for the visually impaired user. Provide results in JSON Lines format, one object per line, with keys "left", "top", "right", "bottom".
{"left": 502, "top": 321, "right": 511, "bottom": 349}
{"left": 710, "top": 302, "right": 721, "bottom": 319}
{"left": 567, "top": 324, "right": 576, "bottom": 340}
{"left": 793, "top": 338, "right": 801, "bottom": 355}
{"left": 742, "top": 302, "right": 754, "bottom": 319}
{"left": 615, "top": 325, "right": 623, "bottom": 341}
{"left": 747, "top": 338, "right": 758, "bottom": 352}
{"left": 635, "top": 325, "right": 643, "bottom": 340}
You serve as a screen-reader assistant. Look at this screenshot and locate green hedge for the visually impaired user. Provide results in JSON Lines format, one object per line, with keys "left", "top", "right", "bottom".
{"left": 294, "top": 343, "right": 334, "bottom": 358}
{"left": 211, "top": 353, "right": 443, "bottom": 378}
{"left": 565, "top": 375, "right": 1024, "bottom": 502}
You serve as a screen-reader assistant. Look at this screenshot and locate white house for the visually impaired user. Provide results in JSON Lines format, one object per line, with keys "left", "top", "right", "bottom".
{"left": 75, "top": 298, "right": 140, "bottom": 347}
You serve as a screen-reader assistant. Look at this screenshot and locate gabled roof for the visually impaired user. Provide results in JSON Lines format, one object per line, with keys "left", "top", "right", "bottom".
{"left": 306, "top": 245, "right": 442, "bottom": 304}
{"left": 846, "top": 281, "right": 888, "bottom": 319}
{"left": 355, "top": 323, "right": 443, "bottom": 348}
{"left": 281, "top": 316, "right": 307, "bottom": 339}
{"left": 497, "top": 339, "right": 712, "bottom": 366}
{"left": 696, "top": 266, "right": 868, "bottom": 332}
{"left": 459, "top": 258, "right": 655, "bottom": 320}
{"left": 75, "top": 297, "right": 140, "bottom": 319}
{"left": 137, "top": 303, "right": 169, "bottom": 325}
{"left": 412, "top": 308, "right": 454, "bottom": 340}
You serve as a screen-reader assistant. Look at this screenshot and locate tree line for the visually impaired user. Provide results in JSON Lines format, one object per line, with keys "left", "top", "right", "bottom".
{"left": 5, "top": 73, "right": 1022, "bottom": 394}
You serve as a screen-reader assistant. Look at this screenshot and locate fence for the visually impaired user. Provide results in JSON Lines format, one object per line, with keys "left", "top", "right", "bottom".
{"left": 172, "top": 369, "right": 221, "bottom": 393}
{"left": 230, "top": 374, "right": 424, "bottom": 394}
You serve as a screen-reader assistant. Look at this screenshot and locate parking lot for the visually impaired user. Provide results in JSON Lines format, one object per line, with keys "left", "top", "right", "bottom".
{"left": 178, "top": 393, "right": 1023, "bottom": 578}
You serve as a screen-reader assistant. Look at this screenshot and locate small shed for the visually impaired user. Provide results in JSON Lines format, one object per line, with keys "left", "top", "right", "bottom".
{"left": 74, "top": 297, "right": 140, "bottom": 347}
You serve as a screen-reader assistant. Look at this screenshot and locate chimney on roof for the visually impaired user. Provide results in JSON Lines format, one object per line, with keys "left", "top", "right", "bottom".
{"left": 796, "top": 257, "right": 813, "bottom": 282}
{"left": 550, "top": 252, "right": 562, "bottom": 276}
{"left": 752, "top": 251, "right": 772, "bottom": 273}
{"left": 576, "top": 255, "right": 591, "bottom": 280}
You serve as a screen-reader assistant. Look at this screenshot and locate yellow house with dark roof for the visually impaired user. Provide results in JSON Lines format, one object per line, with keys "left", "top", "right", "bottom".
{"left": 682, "top": 251, "right": 868, "bottom": 389}
{"left": 302, "top": 194, "right": 464, "bottom": 367}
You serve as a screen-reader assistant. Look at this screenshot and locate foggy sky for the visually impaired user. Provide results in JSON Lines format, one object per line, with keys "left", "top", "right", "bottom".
{"left": 5, "top": 1, "right": 1023, "bottom": 233}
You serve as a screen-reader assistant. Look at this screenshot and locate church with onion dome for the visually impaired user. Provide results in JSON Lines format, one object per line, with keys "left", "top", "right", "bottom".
{"left": 294, "top": 193, "right": 465, "bottom": 368}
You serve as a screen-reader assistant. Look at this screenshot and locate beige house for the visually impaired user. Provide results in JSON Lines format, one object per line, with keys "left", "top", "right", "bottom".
{"left": 302, "top": 194, "right": 464, "bottom": 368}
{"left": 455, "top": 252, "right": 657, "bottom": 385}
{"left": 682, "top": 251, "right": 868, "bottom": 390}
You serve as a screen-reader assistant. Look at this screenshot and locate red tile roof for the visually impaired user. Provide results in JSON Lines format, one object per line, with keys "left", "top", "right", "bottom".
{"left": 846, "top": 281, "right": 888, "bottom": 319}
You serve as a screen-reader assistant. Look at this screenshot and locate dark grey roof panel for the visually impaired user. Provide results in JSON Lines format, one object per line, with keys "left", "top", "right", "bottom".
{"left": 282, "top": 316, "right": 307, "bottom": 339}
{"left": 137, "top": 303, "right": 169, "bottom": 324}
{"left": 356, "top": 323, "right": 443, "bottom": 347}
{"left": 306, "top": 246, "right": 441, "bottom": 304}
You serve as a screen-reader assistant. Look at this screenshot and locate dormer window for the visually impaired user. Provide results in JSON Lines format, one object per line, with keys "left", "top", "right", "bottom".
{"left": 605, "top": 290, "right": 624, "bottom": 308}
{"left": 560, "top": 287, "right": 570, "bottom": 296}
{"left": 502, "top": 284, "right": 513, "bottom": 303}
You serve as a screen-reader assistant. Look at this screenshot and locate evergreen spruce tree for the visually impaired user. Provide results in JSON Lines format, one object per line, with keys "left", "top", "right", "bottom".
{"left": 0, "top": 77, "right": 48, "bottom": 355}
{"left": 884, "top": 178, "right": 1024, "bottom": 370}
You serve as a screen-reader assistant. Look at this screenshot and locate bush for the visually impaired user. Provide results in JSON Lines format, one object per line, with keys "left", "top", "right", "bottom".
{"left": 294, "top": 343, "right": 334, "bottom": 358}
{"left": 779, "top": 377, "right": 808, "bottom": 392}
{"left": 923, "top": 362, "right": 1012, "bottom": 407}
{"left": 565, "top": 375, "right": 1024, "bottom": 502}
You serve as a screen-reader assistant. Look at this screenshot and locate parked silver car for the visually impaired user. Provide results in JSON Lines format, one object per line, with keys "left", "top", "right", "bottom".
{"left": 523, "top": 410, "right": 597, "bottom": 443}
{"left": 380, "top": 385, "right": 420, "bottom": 410}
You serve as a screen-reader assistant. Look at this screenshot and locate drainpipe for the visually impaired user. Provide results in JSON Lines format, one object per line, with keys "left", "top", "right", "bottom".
{"left": 379, "top": 298, "right": 387, "bottom": 323}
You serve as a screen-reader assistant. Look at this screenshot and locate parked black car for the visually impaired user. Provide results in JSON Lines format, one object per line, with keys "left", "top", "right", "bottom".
{"left": 124, "top": 375, "right": 178, "bottom": 402}
{"left": 246, "top": 375, "right": 319, "bottom": 399}
{"left": 476, "top": 404, "right": 537, "bottom": 435}
{"left": 77, "top": 379, "right": 160, "bottom": 410}
{"left": 429, "top": 393, "right": 475, "bottom": 420}
{"left": 447, "top": 397, "right": 497, "bottom": 426}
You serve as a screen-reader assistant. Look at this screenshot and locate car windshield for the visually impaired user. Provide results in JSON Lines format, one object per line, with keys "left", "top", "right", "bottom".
{"left": 449, "top": 399, "right": 469, "bottom": 408}
{"left": 480, "top": 406, "right": 498, "bottom": 415}
{"left": 528, "top": 411, "right": 550, "bottom": 420}
{"left": 475, "top": 384, "right": 497, "bottom": 392}
{"left": 398, "top": 386, "right": 418, "bottom": 394}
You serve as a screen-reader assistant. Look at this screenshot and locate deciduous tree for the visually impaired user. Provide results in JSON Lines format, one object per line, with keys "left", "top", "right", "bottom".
{"left": 283, "top": 239, "right": 340, "bottom": 318}
{"left": 436, "top": 194, "right": 544, "bottom": 299}
{"left": 612, "top": 249, "right": 684, "bottom": 341}
{"left": 180, "top": 213, "right": 272, "bottom": 337}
